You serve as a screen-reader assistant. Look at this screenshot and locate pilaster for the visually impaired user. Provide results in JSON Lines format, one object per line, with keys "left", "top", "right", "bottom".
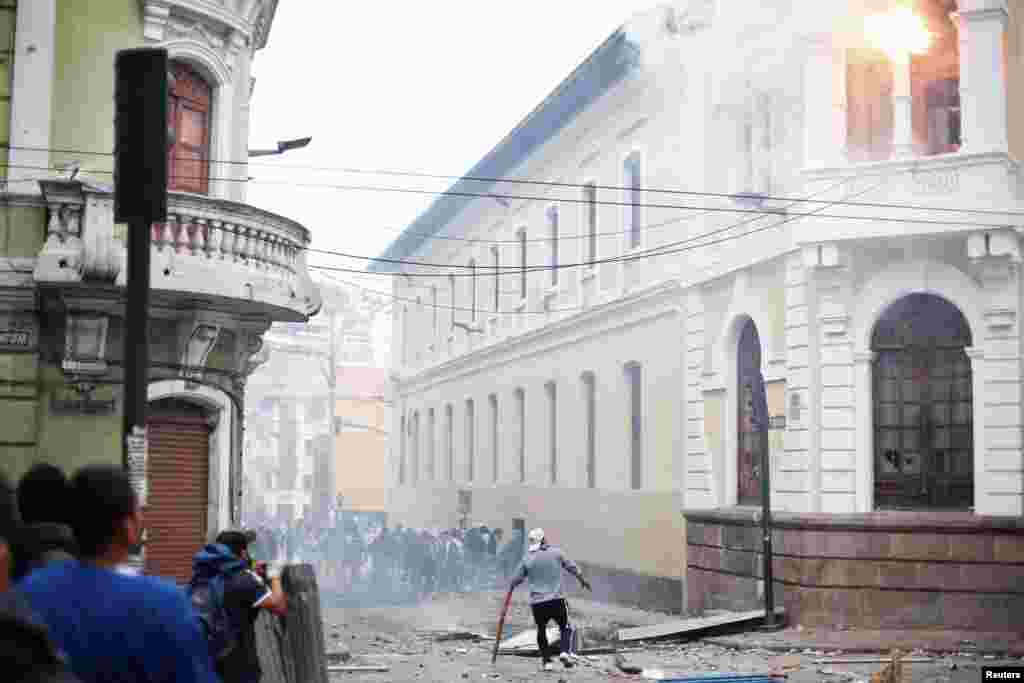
{"left": 967, "top": 229, "right": 1022, "bottom": 516}
{"left": 954, "top": 0, "right": 1010, "bottom": 154}
{"left": 8, "top": 0, "right": 56, "bottom": 192}
{"left": 782, "top": 252, "right": 814, "bottom": 513}
{"left": 804, "top": 242, "right": 857, "bottom": 514}
{"left": 684, "top": 289, "right": 713, "bottom": 508}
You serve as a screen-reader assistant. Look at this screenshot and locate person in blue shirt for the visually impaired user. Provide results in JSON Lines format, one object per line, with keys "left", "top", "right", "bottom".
{"left": 18, "top": 465, "right": 219, "bottom": 683}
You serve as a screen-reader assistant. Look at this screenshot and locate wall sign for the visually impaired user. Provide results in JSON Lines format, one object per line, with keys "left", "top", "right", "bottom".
{"left": 0, "top": 313, "right": 37, "bottom": 350}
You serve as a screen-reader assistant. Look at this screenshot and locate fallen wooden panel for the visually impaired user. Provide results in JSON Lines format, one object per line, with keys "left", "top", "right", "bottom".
{"left": 617, "top": 607, "right": 786, "bottom": 642}
{"left": 814, "top": 657, "right": 933, "bottom": 665}
{"left": 498, "top": 625, "right": 561, "bottom": 650}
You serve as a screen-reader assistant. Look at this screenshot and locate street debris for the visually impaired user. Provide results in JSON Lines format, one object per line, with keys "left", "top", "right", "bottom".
{"left": 326, "top": 664, "right": 390, "bottom": 673}
{"left": 617, "top": 608, "right": 787, "bottom": 642}
{"left": 614, "top": 653, "right": 643, "bottom": 675}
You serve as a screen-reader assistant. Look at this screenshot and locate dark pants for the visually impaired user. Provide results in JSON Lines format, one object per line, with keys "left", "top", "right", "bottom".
{"left": 531, "top": 598, "right": 571, "bottom": 662}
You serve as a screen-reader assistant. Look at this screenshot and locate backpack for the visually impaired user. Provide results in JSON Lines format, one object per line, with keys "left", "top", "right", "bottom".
{"left": 186, "top": 543, "right": 247, "bottom": 661}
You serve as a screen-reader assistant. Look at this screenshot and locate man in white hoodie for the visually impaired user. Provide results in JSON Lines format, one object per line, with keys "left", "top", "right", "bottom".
{"left": 509, "top": 528, "right": 591, "bottom": 671}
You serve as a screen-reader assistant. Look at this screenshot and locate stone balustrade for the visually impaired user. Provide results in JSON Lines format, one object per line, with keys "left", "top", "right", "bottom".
{"left": 33, "top": 179, "right": 321, "bottom": 321}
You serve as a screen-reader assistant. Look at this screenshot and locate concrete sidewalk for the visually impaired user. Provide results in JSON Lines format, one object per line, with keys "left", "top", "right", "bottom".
{"left": 702, "top": 627, "right": 1024, "bottom": 657}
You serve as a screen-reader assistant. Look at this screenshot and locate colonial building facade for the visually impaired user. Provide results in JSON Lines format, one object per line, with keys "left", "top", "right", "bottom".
{"left": 376, "top": 0, "right": 1024, "bottom": 627}
{"left": 0, "top": 0, "right": 321, "bottom": 583}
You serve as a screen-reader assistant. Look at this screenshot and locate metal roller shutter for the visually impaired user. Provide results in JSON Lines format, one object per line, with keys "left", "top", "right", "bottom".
{"left": 145, "top": 414, "right": 211, "bottom": 585}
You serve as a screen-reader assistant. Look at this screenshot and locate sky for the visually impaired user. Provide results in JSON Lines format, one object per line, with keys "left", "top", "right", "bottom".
{"left": 246, "top": 0, "right": 660, "bottom": 306}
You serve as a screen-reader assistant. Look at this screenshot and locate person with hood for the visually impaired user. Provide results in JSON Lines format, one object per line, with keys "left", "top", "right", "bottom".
{"left": 509, "top": 528, "right": 591, "bottom": 672}
{"left": 0, "top": 470, "right": 80, "bottom": 683}
{"left": 199, "top": 530, "right": 288, "bottom": 683}
{"left": 14, "top": 464, "right": 78, "bottom": 580}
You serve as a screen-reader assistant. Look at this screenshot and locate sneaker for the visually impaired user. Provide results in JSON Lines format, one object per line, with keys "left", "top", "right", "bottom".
{"left": 559, "top": 652, "right": 575, "bottom": 668}
{"left": 542, "top": 661, "right": 554, "bottom": 672}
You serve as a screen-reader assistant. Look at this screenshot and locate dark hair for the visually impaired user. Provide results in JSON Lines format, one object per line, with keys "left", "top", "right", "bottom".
{"left": 69, "top": 465, "right": 137, "bottom": 558}
{"left": 0, "top": 471, "right": 19, "bottom": 544}
{"left": 17, "top": 463, "right": 70, "bottom": 526}
{"left": 215, "top": 530, "right": 254, "bottom": 558}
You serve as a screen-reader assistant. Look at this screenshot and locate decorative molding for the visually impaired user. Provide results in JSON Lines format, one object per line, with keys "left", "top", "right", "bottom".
{"left": 820, "top": 314, "right": 850, "bottom": 337}
{"left": 853, "top": 351, "right": 877, "bottom": 365}
{"left": 665, "top": 0, "right": 715, "bottom": 34}
{"left": 34, "top": 180, "right": 85, "bottom": 284}
{"left": 983, "top": 306, "right": 1016, "bottom": 332}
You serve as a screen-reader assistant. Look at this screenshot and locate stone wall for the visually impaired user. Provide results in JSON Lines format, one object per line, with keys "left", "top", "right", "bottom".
{"left": 685, "top": 508, "right": 1024, "bottom": 631}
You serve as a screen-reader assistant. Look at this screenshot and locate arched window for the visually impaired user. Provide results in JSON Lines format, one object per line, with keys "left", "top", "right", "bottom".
{"left": 581, "top": 372, "right": 596, "bottom": 488}
{"left": 410, "top": 411, "right": 420, "bottom": 485}
{"left": 465, "top": 399, "right": 475, "bottom": 481}
{"left": 398, "top": 415, "right": 406, "bottom": 484}
{"left": 545, "top": 381, "right": 557, "bottom": 484}
{"left": 428, "top": 408, "right": 436, "bottom": 481}
{"left": 489, "top": 394, "right": 499, "bottom": 482}
{"left": 515, "top": 388, "right": 526, "bottom": 483}
{"left": 168, "top": 62, "right": 212, "bottom": 194}
{"left": 623, "top": 153, "right": 642, "bottom": 249}
{"left": 445, "top": 404, "right": 454, "bottom": 481}
{"left": 872, "top": 293, "right": 972, "bottom": 510}
{"left": 625, "top": 363, "right": 643, "bottom": 490}
{"left": 737, "top": 319, "right": 766, "bottom": 505}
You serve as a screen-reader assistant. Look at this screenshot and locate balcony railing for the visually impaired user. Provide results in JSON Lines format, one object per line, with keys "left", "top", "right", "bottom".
{"left": 33, "top": 179, "right": 321, "bottom": 320}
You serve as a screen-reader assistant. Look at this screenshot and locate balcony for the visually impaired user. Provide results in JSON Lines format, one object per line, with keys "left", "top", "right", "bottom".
{"left": 32, "top": 179, "right": 321, "bottom": 322}
{"left": 796, "top": 150, "right": 1019, "bottom": 246}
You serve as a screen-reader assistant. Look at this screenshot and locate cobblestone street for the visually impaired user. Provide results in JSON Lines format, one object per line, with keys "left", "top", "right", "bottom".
{"left": 321, "top": 591, "right": 1024, "bottom": 682}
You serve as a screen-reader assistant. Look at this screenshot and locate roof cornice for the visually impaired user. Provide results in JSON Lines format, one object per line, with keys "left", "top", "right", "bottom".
{"left": 369, "top": 27, "right": 641, "bottom": 273}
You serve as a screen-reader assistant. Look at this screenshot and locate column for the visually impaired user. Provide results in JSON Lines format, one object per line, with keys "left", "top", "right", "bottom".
{"left": 853, "top": 351, "right": 876, "bottom": 513}
{"left": 955, "top": 0, "right": 1009, "bottom": 154}
{"left": 891, "top": 55, "right": 914, "bottom": 158}
{"left": 802, "top": 33, "right": 847, "bottom": 168}
{"left": 8, "top": 0, "right": 56, "bottom": 190}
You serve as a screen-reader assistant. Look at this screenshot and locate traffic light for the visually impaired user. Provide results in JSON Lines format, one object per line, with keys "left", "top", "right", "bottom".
{"left": 114, "top": 48, "right": 168, "bottom": 224}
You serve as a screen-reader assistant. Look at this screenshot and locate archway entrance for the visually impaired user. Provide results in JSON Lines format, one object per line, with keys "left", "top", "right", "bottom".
{"left": 871, "top": 293, "right": 973, "bottom": 510}
{"left": 737, "top": 318, "right": 767, "bottom": 505}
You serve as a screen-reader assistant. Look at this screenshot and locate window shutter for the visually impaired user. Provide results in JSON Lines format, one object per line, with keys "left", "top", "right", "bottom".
{"left": 846, "top": 50, "right": 894, "bottom": 162}
{"left": 168, "top": 62, "right": 212, "bottom": 194}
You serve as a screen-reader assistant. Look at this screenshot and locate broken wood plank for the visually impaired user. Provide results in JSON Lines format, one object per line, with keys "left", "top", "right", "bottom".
{"left": 326, "top": 665, "right": 391, "bottom": 672}
{"left": 498, "top": 647, "right": 617, "bottom": 658}
{"left": 617, "top": 607, "right": 785, "bottom": 642}
{"left": 814, "top": 657, "right": 933, "bottom": 665}
{"left": 498, "top": 625, "right": 561, "bottom": 650}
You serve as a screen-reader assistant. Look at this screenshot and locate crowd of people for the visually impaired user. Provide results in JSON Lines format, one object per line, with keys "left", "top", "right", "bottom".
{"left": 243, "top": 516, "right": 530, "bottom": 603}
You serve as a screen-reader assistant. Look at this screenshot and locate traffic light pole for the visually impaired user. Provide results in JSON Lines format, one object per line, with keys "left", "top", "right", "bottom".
{"left": 122, "top": 218, "right": 151, "bottom": 472}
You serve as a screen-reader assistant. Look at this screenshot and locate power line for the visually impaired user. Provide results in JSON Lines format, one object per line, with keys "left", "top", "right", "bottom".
{"left": 311, "top": 174, "right": 892, "bottom": 315}
{"left": 1, "top": 160, "right": 1017, "bottom": 254}
{"left": 307, "top": 175, "right": 860, "bottom": 279}
{"left": 5, "top": 142, "right": 1024, "bottom": 219}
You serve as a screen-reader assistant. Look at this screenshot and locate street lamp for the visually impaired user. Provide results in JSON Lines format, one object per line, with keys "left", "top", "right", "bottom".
{"left": 248, "top": 136, "right": 312, "bottom": 158}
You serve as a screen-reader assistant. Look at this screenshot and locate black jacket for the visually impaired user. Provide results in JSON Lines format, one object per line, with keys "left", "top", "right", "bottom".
{"left": 0, "top": 589, "right": 80, "bottom": 683}
{"left": 14, "top": 524, "right": 78, "bottom": 582}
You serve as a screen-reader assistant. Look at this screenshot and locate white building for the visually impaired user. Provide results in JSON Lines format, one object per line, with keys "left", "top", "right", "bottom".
{"left": 374, "top": 0, "right": 1024, "bottom": 629}
{"left": 244, "top": 280, "right": 389, "bottom": 523}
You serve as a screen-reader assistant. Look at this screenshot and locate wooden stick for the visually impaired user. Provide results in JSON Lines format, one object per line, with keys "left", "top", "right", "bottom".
{"left": 326, "top": 665, "right": 390, "bottom": 672}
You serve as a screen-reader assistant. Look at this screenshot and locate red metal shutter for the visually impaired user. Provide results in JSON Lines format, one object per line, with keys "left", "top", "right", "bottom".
{"left": 145, "top": 415, "right": 211, "bottom": 585}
